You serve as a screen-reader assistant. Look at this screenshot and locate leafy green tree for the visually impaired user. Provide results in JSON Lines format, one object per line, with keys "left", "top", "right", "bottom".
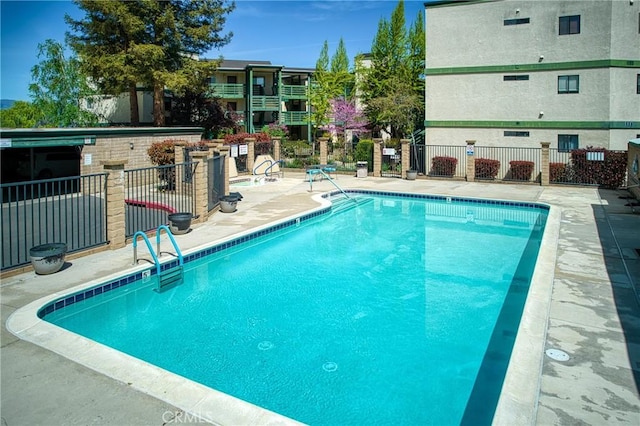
{"left": 358, "top": 0, "right": 425, "bottom": 138}
{"left": 67, "top": 0, "right": 236, "bottom": 127}
{"left": 29, "top": 39, "right": 100, "bottom": 127}
{"left": 66, "top": 0, "right": 146, "bottom": 125}
{"left": 0, "top": 101, "right": 44, "bottom": 128}
{"left": 367, "top": 76, "right": 422, "bottom": 137}
{"left": 311, "top": 38, "right": 357, "bottom": 139}
{"left": 330, "top": 38, "right": 349, "bottom": 73}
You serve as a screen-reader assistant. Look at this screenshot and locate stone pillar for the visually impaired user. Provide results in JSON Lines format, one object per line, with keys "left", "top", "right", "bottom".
{"left": 174, "top": 141, "right": 187, "bottom": 165}
{"left": 400, "top": 138, "right": 411, "bottom": 178}
{"left": 373, "top": 138, "right": 383, "bottom": 177}
{"left": 102, "top": 160, "right": 128, "bottom": 249}
{"left": 206, "top": 143, "right": 217, "bottom": 158}
{"left": 319, "top": 137, "right": 329, "bottom": 165}
{"left": 465, "top": 140, "right": 476, "bottom": 182}
{"left": 189, "top": 151, "right": 209, "bottom": 223}
{"left": 217, "top": 145, "right": 231, "bottom": 197}
{"left": 245, "top": 137, "right": 256, "bottom": 174}
{"left": 272, "top": 137, "right": 281, "bottom": 162}
{"left": 540, "top": 142, "right": 550, "bottom": 186}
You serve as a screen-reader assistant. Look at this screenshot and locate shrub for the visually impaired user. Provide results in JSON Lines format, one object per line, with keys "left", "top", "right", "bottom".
{"left": 223, "top": 131, "right": 271, "bottom": 145}
{"left": 148, "top": 139, "right": 179, "bottom": 166}
{"left": 549, "top": 162, "right": 567, "bottom": 183}
{"left": 570, "top": 147, "right": 627, "bottom": 188}
{"left": 475, "top": 158, "right": 500, "bottom": 179}
{"left": 430, "top": 156, "right": 458, "bottom": 176}
{"left": 508, "top": 160, "right": 534, "bottom": 181}
{"left": 354, "top": 139, "right": 373, "bottom": 164}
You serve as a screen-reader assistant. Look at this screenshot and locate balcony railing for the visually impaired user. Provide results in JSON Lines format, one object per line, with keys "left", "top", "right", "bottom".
{"left": 281, "top": 85, "right": 308, "bottom": 98}
{"left": 208, "top": 83, "right": 244, "bottom": 98}
{"left": 251, "top": 96, "right": 280, "bottom": 110}
{"left": 281, "top": 111, "right": 310, "bottom": 124}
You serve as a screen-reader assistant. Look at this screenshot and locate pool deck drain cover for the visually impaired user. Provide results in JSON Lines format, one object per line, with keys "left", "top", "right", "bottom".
{"left": 545, "top": 348, "right": 570, "bottom": 362}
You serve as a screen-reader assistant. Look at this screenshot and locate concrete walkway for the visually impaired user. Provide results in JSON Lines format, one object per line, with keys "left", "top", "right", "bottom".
{"left": 1, "top": 173, "right": 639, "bottom": 425}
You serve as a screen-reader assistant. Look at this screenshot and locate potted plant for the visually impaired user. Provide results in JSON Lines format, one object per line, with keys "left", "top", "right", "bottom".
{"left": 30, "top": 243, "right": 67, "bottom": 275}
{"left": 219, "top": 195, "right": 240, "bottom": 213}
{"left": 167, "top": 212, "right": 192, "bottom": 235}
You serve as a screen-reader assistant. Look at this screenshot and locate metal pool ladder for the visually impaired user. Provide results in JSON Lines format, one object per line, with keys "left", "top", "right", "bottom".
{"left": 132, "top": 225, "right": 184, "bottom": 292}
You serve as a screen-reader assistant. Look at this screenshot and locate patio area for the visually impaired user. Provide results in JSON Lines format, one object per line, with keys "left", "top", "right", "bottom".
{"left": 1, "top": 172, "right": 639, "bottom": 425}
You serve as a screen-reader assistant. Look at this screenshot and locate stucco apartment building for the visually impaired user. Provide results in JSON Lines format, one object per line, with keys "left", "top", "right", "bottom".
{"left": 88, "top": 60, "right": 315, "bottom": 141}
{"left": 424, "top": 0, "right": 640, "bottom": 151}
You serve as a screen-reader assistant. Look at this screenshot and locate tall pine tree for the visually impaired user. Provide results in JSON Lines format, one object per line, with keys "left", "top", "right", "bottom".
{"left": 67, "top": 0, "right": 235, "bottom": 126}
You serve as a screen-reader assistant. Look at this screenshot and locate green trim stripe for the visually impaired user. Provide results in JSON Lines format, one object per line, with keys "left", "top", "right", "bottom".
{"left": 424, "top": 120, "right": 640, "bottom": 130}
{"left": 426, "top": 60, "right": 640, "bottom": 75}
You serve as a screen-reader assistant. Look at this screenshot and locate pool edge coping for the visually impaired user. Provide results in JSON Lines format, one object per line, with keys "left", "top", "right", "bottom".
{"left": 6, "top": 190, "right": 554, "bottom": 425}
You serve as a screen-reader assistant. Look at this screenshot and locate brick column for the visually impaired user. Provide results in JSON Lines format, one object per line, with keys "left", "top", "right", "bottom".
{"left": 174, "top": 141, "right": 187, "bottom": 165}
{"left": 465, "top": 140, "right": 476, "bottom": 182}
{"left": 272, "top": 137, "right": 281, "bottom": 162}
{"left": 245, "top": 137, "right": 256, "bottom": 174}
{"left": 401, "top": 138, "right": 411, "bottom": 178}
{"left": 102, "top": 160, "right": 128, "bottom": 249}
{"left": 319, "top": 137, "right": 329, "bottom": 165}
{"left": 540, "top": 142, "right": 550, "bottom": 186}
{"left": 189, "top": 151, "right": 209, "bottom": 223}
{"left": 217, "top": 145, "right": 231, "bottom": 197}
{"left": 373, "top": 138, "right": 383, "bottom": 177}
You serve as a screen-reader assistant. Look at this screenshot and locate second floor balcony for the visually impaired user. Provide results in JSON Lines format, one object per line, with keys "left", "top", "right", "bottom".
{"left": 208, "top": 83, "right": 244, "bottom": 98}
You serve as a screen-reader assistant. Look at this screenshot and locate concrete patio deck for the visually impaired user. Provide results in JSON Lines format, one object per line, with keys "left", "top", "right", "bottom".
{"left": 2, "top": 173, "right": 639, "bottom": 425}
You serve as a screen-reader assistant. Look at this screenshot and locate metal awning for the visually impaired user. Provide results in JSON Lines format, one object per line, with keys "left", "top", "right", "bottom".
{"left": 0, "top": 136, "right": 95, "bottom": 148}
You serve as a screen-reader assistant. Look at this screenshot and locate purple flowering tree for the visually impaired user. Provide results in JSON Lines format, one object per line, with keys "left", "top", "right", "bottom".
{"left": 321, "top": 98, "right": 369, "bottom": 148}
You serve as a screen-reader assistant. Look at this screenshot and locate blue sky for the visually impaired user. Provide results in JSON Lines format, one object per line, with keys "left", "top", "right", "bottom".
{"left": 0, "top": 0, "right": 426, "bottom": 102}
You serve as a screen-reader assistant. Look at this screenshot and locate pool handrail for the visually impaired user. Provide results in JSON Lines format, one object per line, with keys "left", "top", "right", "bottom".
{"left": 132, "top": 231, "right": 161, "bottom": 277}
{"left": 307, "top": 167, "right": 352, "bottom": 200}
{"left": 156, "top": 225, "right": 184, "bottom": 267}
{"left": 253, "top": 158, "right": 283, "bottom": 178}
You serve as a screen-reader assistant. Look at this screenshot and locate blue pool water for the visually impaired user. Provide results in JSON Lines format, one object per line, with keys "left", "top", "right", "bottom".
{"left": 42, "top": 192, "right": 548, "bottom": 425}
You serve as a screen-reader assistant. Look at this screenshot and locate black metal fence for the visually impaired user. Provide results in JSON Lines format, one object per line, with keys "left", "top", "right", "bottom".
{"left": 208, "top": 155, "right": 225, "bottom": 211}
{"left": 1, "top": 174, "right": 108, "bottom": 270}
{"left": 124, "top": 163, "right": 196, "bottom": 237}
{"left": 424, "top": 145, "right": 468, "bottom": 178}
{"left": 475, "top": 146, "right": 540, "bottom": 182}
{"left": 381, "top": 145, "right": 402, "bottom": 178}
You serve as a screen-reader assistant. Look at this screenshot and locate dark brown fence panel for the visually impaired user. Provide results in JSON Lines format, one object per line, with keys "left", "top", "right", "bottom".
{"left": 125, "top": 163, "right": 196, "bottom": 237}
{"left": 1, "top": 174, "right": 108, "bottom": 270}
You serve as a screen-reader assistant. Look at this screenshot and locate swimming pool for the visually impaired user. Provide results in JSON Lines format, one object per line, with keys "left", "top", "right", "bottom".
{"left": 37, "top": 191, "right": 549, "bottom": 425}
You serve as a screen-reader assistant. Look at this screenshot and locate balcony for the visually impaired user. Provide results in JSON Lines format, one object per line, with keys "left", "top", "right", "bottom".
{"left": 208, "top": 83, "right": 244, "bottom": 98}
{"left": 282, "top": 111, "right": 310, "bottom": 125}
{"left": 281, "top": 85, "right": 308, "bottom": 99}
{"left": 251, "top": 96, "right": 279, "bottom": 111}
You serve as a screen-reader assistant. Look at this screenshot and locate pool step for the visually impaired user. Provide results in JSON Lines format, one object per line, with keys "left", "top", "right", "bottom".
{"left": 159, "top": 266, "right": 184, "bottom": 291}
{"left": 330, "top": 197, "right": 373, "bottom": 214}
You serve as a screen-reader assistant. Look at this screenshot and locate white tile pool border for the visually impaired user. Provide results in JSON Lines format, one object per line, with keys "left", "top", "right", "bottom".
{"left": 7, "top": 193, "right": 557, "bottom": 425}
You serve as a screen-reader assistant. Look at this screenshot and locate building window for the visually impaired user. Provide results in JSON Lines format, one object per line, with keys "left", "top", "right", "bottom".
{"left": 637, "top": 74, "right": 640, "bottom": 94}
{"left": 558, "top": 75, "right": 579, "bottom": 93}
{"left": 559, "top": 15, "right": 580, "bottom": 35}
{"left": 227, "top": 76, "right": 237, "bottom": 84}
{"left": 504, "top": 75, "right": 529, "bottom": 81}
{"left": 558, "top": 134, "right": 578, "bottom": 152}
{"left": 504, "top": 131, "right": 530, "bottom": 137}
{"left": 504, "top": 18, "right": 530, "bottom": 25}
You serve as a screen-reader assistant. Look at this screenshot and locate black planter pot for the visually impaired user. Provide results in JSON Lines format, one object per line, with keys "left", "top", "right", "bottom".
{"left": 219, "top": 196, "right": 238, "bottom": 213}
{"left": 168, "top": 212, "right": 192, "bottom": 235}
{"left": 29, "top": 243, "right": 67, "bottom": 275}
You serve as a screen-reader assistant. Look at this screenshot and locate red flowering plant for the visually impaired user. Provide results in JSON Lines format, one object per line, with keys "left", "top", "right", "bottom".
{"left": 430, "top": 156, "right": 458, "bottom": 177}
{"left": 475, "top": 158, "right": 500, "bottom": 180}
{"left": 508, "top": 161, "right": 535, "bottom": 181}
{"left": 570, "top": 147, "right": 627, "bottom": 188}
